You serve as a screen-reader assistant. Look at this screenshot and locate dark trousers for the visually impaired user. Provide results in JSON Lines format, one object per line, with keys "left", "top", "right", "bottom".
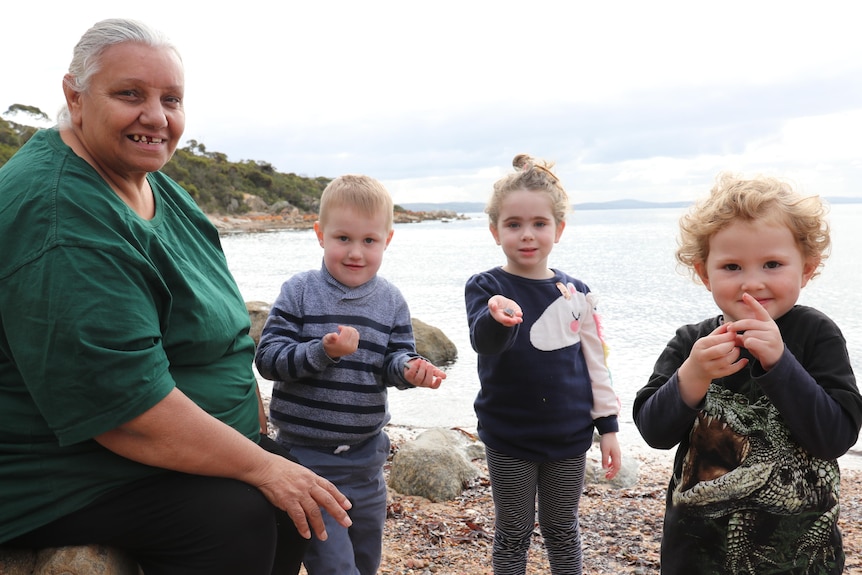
{"left": 485, "top": 446, "right": 587, "bottom": 575}
{"left": 6, "top": 436, "right": 307, "bottom": 575}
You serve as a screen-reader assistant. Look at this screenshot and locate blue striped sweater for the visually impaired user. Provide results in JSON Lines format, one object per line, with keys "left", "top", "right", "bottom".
{"left": 255, "top": 263, "right": 420, "bottom": 448}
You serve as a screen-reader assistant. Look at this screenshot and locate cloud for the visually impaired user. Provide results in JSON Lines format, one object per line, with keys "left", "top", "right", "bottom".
{"left": 4, "top": 1, "right": 862, "bottom": 205}
{"left": 183, "top": 67, "right": 862, "bottom": 204}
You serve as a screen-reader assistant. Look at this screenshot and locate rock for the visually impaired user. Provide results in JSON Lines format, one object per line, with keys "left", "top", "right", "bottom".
{"left": 242, "top": 193, "right": 268, "bottom": 213}
{"left": 246, "top": 301, "right": 271, "bottom": 346}
{"left": 0, "top": 545, "right": 140, "bottom": 575}
{"left": 268, "top": 200, "right": 298, "bottom": 216}
{"left": 411, "top": 318, "right": 457, "bottom": 365}
{"left": 388, "top": 428, "right": 482, "bottom": 502}
{"left": 244, "top": 306, "right": 456, "bottom": 365}
{"left": 0, "top": 548, "right": 35, "bottom": 574}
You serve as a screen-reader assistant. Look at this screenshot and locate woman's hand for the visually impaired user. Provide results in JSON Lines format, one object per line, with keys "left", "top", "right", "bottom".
{"left": 95, "top": 388, "right": 353, "bottom": 541}
{"left": 249, "top": 454, "right": 353, "bottom": 540}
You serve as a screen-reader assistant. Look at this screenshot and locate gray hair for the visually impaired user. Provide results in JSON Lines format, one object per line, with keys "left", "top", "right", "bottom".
{"left": 58, "top": 18, "right": 180, "bottom": 126}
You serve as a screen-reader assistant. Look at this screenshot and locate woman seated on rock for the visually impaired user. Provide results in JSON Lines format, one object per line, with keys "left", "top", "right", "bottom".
{"left": 0, "top": 18, "right": 351, "bottom": 575}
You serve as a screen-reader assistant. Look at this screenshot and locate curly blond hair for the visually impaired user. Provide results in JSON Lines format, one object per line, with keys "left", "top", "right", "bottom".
{"left": 677, "top": 172, "right": 830, "bottom": 282}
{"left": 485, "top": 154, "right": 570, "bottom": 226}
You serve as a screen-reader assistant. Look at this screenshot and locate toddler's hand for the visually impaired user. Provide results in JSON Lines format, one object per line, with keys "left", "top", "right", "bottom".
{"left": 488, "top": 295, "right": 522, "bottom": 326}
{"left": 678, "top": 322, "right": 748, "bottom": 407}
{"left": 404, "top": 358, "right": 446, "bottom": 389}
{"left": 724, "top": 293, "right": 784, "bottom": 371}
{"left": 322, "top": 325, "right": 359, "bottom": 359}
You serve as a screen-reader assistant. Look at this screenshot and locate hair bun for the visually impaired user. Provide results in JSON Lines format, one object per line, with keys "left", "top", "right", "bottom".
{"left": 512, "top": 153, "right": 533, "bottom": 171}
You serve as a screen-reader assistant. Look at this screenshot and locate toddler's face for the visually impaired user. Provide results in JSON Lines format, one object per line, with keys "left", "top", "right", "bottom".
{"left": 695, "top": 219, "right": 816, "bottom": 322}
{"left": 314, "top": 205, "right": 393, "bottom": 287}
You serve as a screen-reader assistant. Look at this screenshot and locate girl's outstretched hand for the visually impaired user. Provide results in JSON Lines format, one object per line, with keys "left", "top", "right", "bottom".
{"left": 488, "top": 295, "right": 523, "bottom": 326}
{"left": 404, "top": 358, "right": 447, "bottom": 389}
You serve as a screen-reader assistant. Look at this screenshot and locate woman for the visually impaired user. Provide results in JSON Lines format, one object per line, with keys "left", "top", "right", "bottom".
{"left": 0, "top": 18, "right": 351, "bottom": 575}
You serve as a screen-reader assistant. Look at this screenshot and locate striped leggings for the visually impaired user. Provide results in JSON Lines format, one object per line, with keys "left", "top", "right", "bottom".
{"left": 485, "top": 446, "right": 587, "bottom": 575}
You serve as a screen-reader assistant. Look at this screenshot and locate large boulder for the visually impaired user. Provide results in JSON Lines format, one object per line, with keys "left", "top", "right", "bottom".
{"left": 388, "top": 428, "right": 482, "bottom": 502}
{"left": 246, "top": 303, "right": 457, "bottom": 367}
{"left": 246, "top": 301, "right": 271, "bottom": 346}
{"left": 411, "top": 318, "right": 457, "bottom": 365}
{"left": 0, "top": 545, "right": 140, "bottom": 575}
{"left": 242, "top": 193, "right": 269, "bottom": 212}
{"left": 268, "top": 200, "right": 299, "bottom": 216}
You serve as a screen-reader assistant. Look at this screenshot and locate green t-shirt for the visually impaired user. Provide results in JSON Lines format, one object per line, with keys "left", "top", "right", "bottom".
{"left": 0, "top": 129, "right": 259, "bottom": 542}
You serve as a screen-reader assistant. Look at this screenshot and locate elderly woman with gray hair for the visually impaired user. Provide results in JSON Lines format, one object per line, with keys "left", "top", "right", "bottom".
{"left": 0, "top": 18, "right": 351, "bottom": 575}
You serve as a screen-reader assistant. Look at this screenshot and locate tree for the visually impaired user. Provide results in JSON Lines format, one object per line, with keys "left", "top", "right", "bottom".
{"left": 0, "top": 104, "right": 331, "bottom": 216}
{"left": 3, "top": 104, "right": 51, "bottom": 125}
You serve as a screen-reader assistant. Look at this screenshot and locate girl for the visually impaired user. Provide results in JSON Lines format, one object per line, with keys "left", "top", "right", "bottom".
{"left": 465, "top": 154, "right": 621, "bottom": 575}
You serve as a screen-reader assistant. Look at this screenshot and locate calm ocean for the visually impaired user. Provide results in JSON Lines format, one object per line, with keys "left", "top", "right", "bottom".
{"left": 221, "top": 204, "right": 862, "bottom": 465}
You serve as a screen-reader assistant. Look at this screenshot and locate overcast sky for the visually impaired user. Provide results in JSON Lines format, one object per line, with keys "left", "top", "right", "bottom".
{"left": 3, "top": 1, "right": 861, "bottom": 205}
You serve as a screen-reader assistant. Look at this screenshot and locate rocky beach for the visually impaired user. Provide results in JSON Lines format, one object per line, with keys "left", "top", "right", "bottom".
{"left": 369, "top": 425, "right": 862, "bottom": 575}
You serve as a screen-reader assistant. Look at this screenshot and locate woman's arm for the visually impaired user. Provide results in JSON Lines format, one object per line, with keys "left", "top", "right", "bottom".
{"left": 95, "top": 388, "right": 352, "bottom": 540}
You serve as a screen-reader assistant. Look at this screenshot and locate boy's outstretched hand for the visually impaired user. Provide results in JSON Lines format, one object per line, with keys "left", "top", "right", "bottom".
{"left": 404, "top": 358, "right": 446, "bottom": 389}
{"left": 725, "top": 292, "right": 784, "bottom": 371}
{"left": 322, "top": 325, "right": 360, "bottom": 359}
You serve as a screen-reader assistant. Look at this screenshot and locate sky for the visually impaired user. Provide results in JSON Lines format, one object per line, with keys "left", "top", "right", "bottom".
{"left": 3, "top": 1, "right": 862, "bottom": 205}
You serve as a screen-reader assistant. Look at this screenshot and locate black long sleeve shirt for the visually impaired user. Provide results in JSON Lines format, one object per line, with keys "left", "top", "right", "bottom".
{"left": 633, "top": 305, "right": 862, "bottom": 574}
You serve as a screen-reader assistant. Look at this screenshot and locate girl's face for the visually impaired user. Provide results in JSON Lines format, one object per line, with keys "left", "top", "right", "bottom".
{"left": 695, "top": 219, "right": 817, "bottom": 322}
{"left": 490, "top": 189, "right": 565, "bottom": 279}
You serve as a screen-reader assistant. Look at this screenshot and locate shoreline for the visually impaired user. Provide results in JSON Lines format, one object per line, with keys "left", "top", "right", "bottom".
{"left": 207, "top": 213, "right": 314, "bottom": 234}
{"left": 207, "top": 209, "right": 469, "bottom": 234}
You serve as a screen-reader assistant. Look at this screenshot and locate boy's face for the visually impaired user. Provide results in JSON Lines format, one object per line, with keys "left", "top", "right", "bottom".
{"left": 695, "top": 219, "right": 817, "bottom": 322}
{"left": 314, "top": 204, "right": 393, "bottom": 288}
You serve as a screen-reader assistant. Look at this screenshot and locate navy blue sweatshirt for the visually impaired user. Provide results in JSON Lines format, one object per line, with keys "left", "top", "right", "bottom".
{"left": 465, "top": 267, "right": 618, "bottom": 462}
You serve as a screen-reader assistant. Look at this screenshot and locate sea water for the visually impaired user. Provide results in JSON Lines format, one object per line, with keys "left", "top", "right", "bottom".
{"left": 221, "top": 204, "right": 862, "bottom": 466}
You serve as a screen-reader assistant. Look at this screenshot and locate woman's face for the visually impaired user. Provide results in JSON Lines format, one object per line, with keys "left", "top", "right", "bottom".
{"left": 66, "top": 42, "right": 185, "bottom": 181}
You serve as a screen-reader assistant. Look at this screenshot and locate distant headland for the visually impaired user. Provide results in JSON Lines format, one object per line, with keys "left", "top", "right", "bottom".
{"left": 402, "top": 196, "right": 862, "bottom": 214}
